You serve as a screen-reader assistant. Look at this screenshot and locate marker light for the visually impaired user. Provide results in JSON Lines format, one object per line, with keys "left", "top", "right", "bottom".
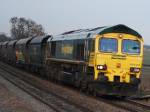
{"left": 97, "top": 65, "right": 107, "bottom": 70}
{"left": 130, "top": 67, "right": 140, "bottom": 73}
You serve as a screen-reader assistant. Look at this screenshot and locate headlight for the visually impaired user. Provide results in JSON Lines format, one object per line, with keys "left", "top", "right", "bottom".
{"left": 97, "top": 65, "right": 107, "bottom": 70}
{"left": 130, "top": 67, "right": 140, "bottom": 73}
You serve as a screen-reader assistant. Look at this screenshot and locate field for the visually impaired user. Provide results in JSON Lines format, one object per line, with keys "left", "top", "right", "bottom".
{"left": 143, "top": 45, "right": 150, "bottom": 65}
{"left": 141, "top": 46, "right": 150, "bottom": 92}
{"left": 143, "top": 47, "right": 150, "bottom": 65}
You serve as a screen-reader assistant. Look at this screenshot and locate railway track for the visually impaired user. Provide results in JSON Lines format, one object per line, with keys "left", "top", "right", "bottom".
{"left": 96, "top": 97, "right": 150, "bottom": 112}
{"left": 0, "top": 62, "right": 150, "bottom": 112}
{"left": 115, "top": 99, "right": 150, "bottom": 112}
{"left": 129, "top": 93, "right": 150, "bottom": 101}
{"left": 0, "top": 62, "right": 93, "bottom": 112}
{"left": 125, "top": 99, "right": 150, "bottom": 111}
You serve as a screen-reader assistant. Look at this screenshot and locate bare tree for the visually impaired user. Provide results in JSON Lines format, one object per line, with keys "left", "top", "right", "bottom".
{"left": 0, "top": 33, "right": 11, "bottom": 42}
{"left": 10, "top": 17, "right": 45, "bottom": 40}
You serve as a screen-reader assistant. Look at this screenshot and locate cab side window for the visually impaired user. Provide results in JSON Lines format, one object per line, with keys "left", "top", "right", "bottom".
{"left": 88, "top": 39, "right": 95, "bottom": 52}
{"left": 75, "top": 39, "right": 85, "bottom": 60}
{"left": 51, "top": 41, "right": 56, "bottom": 57}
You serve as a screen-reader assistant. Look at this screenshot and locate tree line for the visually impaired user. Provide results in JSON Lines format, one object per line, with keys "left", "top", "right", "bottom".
{"left": 0, "top": 17, "right": 45, "bottom": 41}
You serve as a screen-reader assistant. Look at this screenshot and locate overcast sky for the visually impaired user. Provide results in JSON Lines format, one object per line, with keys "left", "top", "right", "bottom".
{"left": 0, "top": 0, "right": 149, "bottom": 45}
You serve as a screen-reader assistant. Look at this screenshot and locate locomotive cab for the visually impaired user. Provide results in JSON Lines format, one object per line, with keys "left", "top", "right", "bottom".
{"left": 46, "top": 24, "right": 143, "bottom": 96}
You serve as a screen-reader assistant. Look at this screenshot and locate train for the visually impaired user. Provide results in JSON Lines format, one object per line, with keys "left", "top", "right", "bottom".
{"left": 0, "top": 24, "right": 143, "bottom": 97}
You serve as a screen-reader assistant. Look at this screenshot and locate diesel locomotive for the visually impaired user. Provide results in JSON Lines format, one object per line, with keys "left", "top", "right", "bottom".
{"left": 0, "top": 24, "right": 143, "bottom": 96}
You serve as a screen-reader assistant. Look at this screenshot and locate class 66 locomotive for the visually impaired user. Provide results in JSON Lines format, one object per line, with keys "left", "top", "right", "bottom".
{"left": 0, "top": 24, "right": 143, "bottom": 97}
{"left": 46, "top": 24, "right": 143, "bottom": 96}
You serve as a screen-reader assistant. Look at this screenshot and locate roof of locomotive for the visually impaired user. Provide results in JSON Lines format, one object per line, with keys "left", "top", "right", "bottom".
{"left": 30, "top": 35, "right": 51, "bottom": 44}
{"left": 49, "top": 24, "right": 142, "bottom": 41}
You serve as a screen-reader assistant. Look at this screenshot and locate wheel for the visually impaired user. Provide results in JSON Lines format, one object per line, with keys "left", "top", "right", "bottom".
{"left": 74, "top": 80, "right": 80, "bottom": 88}
{"left": 80, "top": 80, "right": 87, "bottom": 92}
{"left": 87, "top": 83, "right": 93, "bottom": 95}
{"left": 86, "top": 84, "right": 90, "bottom": 95}
{"left": 93, "top": 89, "right": 97, "bottom": 97}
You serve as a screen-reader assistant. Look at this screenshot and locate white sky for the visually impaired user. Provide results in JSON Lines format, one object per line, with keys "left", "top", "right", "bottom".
{"left": 0, "top": 0, "right": 149, "bottom": 44}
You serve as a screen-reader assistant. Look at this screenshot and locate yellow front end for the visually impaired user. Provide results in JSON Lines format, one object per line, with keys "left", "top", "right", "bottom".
{"left": 89, "top": 33, "right": 143, "bottom": 96}
{"left": 94, "top": 33, "right": 143, "bottom": 84}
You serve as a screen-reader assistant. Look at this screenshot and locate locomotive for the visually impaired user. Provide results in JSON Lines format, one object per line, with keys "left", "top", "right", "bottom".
{"left": 0, "top": 24, "right": 143, "bottom": 96}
